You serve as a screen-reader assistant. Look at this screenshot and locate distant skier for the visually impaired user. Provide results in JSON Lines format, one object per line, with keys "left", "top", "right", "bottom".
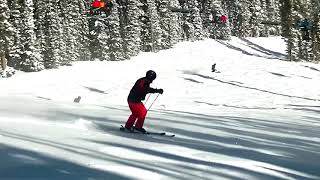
{"left": 219, "top": 15, "right": 228, "bottom": 24}
{"left": 124, "top": 70, "right": 163, "bottom": 133}
{"left": 212, "top": 63, "right": 216, "bottom": 72}
{"left": 211, "top": 63, "right": 221, "bottom": 73}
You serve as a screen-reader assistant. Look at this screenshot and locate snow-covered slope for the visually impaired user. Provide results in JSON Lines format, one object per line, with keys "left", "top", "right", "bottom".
{"left": 0, "top": 37, "right": 320, "bottom": 180}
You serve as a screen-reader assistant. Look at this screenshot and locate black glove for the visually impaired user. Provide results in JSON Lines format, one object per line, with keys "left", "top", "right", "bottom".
{"left": 157, "top": 89, "right": 164, "bottom": 94}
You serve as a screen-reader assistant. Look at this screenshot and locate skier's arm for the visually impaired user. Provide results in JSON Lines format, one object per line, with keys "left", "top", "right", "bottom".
{"left": 137, "top": 79, "right": 163, "bottom": 94}
{"left": 148, "top": 87, "right": 158, "bottom": 93}
{"left": 148, "top": 87, "right": 163, "bottom": 94}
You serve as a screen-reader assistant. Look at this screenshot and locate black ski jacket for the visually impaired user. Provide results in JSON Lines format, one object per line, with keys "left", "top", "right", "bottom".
{"left": 127, "top": 77, "right": 158, "bottom": 103}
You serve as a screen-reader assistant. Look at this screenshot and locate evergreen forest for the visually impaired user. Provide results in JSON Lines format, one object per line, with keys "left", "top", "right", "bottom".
{"left": 0, "top": 0, "right": 319, "bottom": 72}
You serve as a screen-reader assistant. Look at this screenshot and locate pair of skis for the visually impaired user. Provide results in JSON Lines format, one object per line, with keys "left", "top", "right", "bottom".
{"left": 120, "top": 125, "right": 175, "bottom": 137}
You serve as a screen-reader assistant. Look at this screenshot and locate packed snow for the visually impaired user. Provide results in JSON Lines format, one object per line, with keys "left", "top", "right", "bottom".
{"left": 0, "top": 37, "right": 320, "bottom": 180}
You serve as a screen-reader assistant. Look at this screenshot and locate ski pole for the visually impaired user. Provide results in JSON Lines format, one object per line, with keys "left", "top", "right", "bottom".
{"left": 145, "top": 94, "right": 151, "bottom": 105}
{"left": 147, "top": 94, "right": 160, "bottom": 111}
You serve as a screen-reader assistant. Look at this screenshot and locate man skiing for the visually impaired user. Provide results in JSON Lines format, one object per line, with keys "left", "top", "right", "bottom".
{"left": 124, "top": 70, "right": 163, "bottom": 133}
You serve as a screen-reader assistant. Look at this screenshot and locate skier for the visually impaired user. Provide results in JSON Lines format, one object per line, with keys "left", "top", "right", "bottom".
{"left": 124, "top": 70, "right": 163, "bottom": 133}
{"left": 219, "top": 15, "right": 228, "bottom": 24}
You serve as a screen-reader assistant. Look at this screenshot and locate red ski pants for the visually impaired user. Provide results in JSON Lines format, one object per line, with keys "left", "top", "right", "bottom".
{"left": 125, "top": 102, "right": 147, "bottom": 129}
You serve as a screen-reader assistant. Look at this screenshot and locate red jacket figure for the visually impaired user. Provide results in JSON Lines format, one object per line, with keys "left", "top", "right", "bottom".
{"left": 219, "top": 15, "right": 228, "bottom": 24}
{"left": 125, "top": 70, "right": 163, "bottom": 133}
{"left": 92, "top": 0, "right": 105, "bottom": 8}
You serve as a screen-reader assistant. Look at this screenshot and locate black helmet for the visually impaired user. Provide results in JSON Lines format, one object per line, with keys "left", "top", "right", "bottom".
{"left": 146, "top": 70, "right": 156, "bottom": 81}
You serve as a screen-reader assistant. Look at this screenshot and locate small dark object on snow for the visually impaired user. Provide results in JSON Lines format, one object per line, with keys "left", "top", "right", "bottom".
{"left": 74, "top": 96, "right": 81, "bottom": 103}
{"left": 212, "top": 63, "right": 221, "bottom": 73}
{"left": 212, "top": 63, "right": 216, "bottom": 72}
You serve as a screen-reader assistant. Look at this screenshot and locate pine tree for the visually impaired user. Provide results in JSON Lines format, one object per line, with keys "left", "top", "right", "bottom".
{"left": 185, "top": 0, "right": 204, "bottom": 41}
{"left": 168, "top": 0, "right": 182, "bottom": 44}
{"left": 59, "top": 0, "right": 81, "bottom": 65}
{"left": 40, "top": 0, "right": 64, "bottom": 68}
{"left": 310, "top": 0, "right": 320, "bottom": 62}
{"left": 203, "top": 0, "right": 231, "bottom": 40}
{"left": 18, "top": 0, "right": 44, "bottom": 71}
{"left": 77, "top": 0, "right": 91, "bottom": 61}
{"left": 156, "top": 0, "right": 181, "bottom": 48}
{"left": 262, "top": 0, "right": 281, "bottom": 36}
{"left": 237, "top": 0, "right": 252, "bottom": 37}
{"left": 140, "top": 0, "right": 162, "bottom": 52}
{"left": 6, "top": 0, "right": 43, "bottom": 71}
{"left": 280, "top": 0, "right": 316, "bottom": 62}
{"left": 8, "top": 0, "right": 24, "bottom": 68}
{"left": 106, "top": 0, "right": 124, "bottom": 61}
{"left": 123, "top": 0, "right": 142, "bottom": 58}
{"left": 33, "top": 0, "right": 46, "bottom": 63}
{"left": 88, "top": 18, "right": 109, "bottom": 61}
{"left": 248, "top": 0, "right": 263, "bottom": 37}
{"left": 0, "top": 0, "right": 14, "bottom": 65}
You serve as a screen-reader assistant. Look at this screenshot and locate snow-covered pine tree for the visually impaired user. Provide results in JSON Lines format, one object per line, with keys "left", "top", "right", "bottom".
{"left": 280, "top": 0, "right": 314, "bottom": 61}
{"left": 236, "top": 0, "right": 252, "bottom": 37}
{"left": 59, "top": 0, "right": 82, "bottom": 65}
{"left": 7, "top": 0, "right": 23, "bottom": 68}
{"left": 6, "top": 0, "right": 43, "bottom": 71}
{"left": 140, "top": 0, "right": 162, "bottom": 52}
{"left": 310, "top": 0, "right": 320, "bottom": 62}
{"left": 18, "top": 0, "right": 44, "bottom": 71}
{"left": 221, "top": 0, "right": 236, "bottom": 36}
{"left": 203, "top": 0, "right": 231, "bottom": 40}
{"left": 88, "top": 17, "right": 109, "bottom": 61}
{"left": 180, "top": 0, "right": 195, "bottom": 41}
{"left": 139, "top": 0, "right": 149, "bottom": 51}
{"left": 40, "top": 0, "right": 64, "bottom": 68}
{"left": 77, "top": 0, "right": 91, "bottom": 61}
{"left": 105, "top": 0, "right": 124, "bottom": 61}
{"left": 279, "top": 0, "right": 291, "bottom": 39}
{"left": 0, "top": 0, "right": 14, "bottom": 65}
{"left": 280, "top": 0, "right": 298, "bottom": 61}
{"left": 122, "top": 0, "right": 142, "bottom": 58}
{"left": 33, "top": 0, "right": 46, "bottom": 63}
{"left": 248, "top": 0, "right": 263, "bottom": 37}
{"left": 156, "top": 0, "right": 180, "bottom": 48}
{"left": 168, "top": 0, "right": 183, "bottom": 44}
{"left": 262, "top": 0, "right": 281, "bottom": 36}
{"left": 185, "top": 0, "right": 204, "bottom": 41}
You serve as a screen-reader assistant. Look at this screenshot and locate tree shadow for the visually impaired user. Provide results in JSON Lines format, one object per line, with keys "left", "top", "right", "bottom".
{"left": 194, "top": 100, "right": 277, "bottom": 110}
{"left": 183, "top": 71, "right": 320, "bottom": 102}
{"left": 0, "top": 143, "right": 129, "bottom": 180}
{"left": 83, "top": 86, "right": 108, "bottom": 94}
{"left": 216, "top": 40, "right": 285, "bottom": 60}
{"left": 303, "top": 65, "right": 320, "bottom": 72}
{"left": 35, "top": 96, "right": 52, "bottom": 101}
{"left": 57, "top": 102, "right": 320, "bottom": 179}
{"left": 84, "top": 140, "right": 292, "bottom": 180}
{"left": 148, "top": 112, "right": 320, "bottom": 178}
{"left": 269, "top": 72, "right": 290, "bottom": 78}
{"left": 183, "top": 77, "right": 203, "bottom": 84}
{"left": 239, "top": 38, "right": 287, "bottom": 59}
{"left": 89, "top": 109, "right": 320, "bottom": 180}
{"left": 2, "top": 99, "right": 320, "bottom": 179}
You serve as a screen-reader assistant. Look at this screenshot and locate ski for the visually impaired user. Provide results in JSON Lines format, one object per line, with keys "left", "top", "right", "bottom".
{"left": 146, "top": 131, "right": 175, "bottom": 137}
{"left": 120, "top": 125, "right": 175, "bottom": 137}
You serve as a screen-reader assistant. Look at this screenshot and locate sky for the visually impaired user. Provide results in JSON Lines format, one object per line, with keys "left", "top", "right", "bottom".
{"left": 0, "top": 36, "right": 320, "bottom": 180}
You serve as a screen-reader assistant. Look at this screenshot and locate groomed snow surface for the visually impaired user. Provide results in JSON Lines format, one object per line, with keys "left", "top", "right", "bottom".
{"left": 0, "top": 37, "right": 320, "bottom": 180}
